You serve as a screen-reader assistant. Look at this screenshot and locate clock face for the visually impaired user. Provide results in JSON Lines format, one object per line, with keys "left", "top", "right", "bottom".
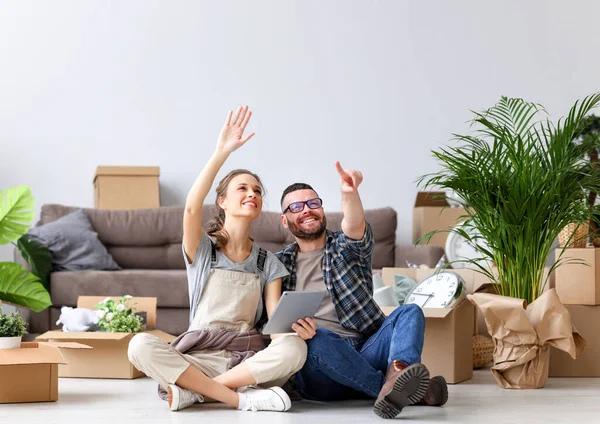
{"left": 405, "top": 272, "right": 466, "bottom": 308}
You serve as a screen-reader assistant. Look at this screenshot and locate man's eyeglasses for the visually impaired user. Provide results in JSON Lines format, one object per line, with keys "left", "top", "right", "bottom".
{"left": 283, "top": 198, "right": 323, "bottom": 214}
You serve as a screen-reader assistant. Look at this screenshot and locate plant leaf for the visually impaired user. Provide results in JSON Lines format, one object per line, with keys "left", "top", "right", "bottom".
{"left": 0, "top": 186, "right": 35, "bottom": 245}
{"left": 0, "top": 262, "right": 52, "bottom": 312}
{"left": 16, "top": 235, "right": 52, "bottom": 288}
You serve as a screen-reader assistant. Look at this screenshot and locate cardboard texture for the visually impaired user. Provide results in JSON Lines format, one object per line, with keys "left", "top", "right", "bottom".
{"left": 381, "top": 268, "right": 478, "bottom": 383}
{"left": 93, "top": 166, "right": 160, "bottom": 210}
{"left": 554, "top": 248, "right": 600, "bottom": 305}
{"left": 36, "top": 296, "right": 175, "bottom": 379}
{"left": 0, "top": 342, "right": 67, "bottom": 403}
{"left": 413, "top": 191, "right": 466, "bottom": 249}
{"left": 468, "top": 289, "right": 585, "bottom": 389}
{"left": 549, "top": 305, "right": 600, "bottom": 377}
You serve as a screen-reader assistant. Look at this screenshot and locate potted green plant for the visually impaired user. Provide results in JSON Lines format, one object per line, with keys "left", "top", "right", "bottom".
{"left": 0, "top": 306, "right": 27, "bottom": 348}
{"left": 419, "top": 93, "right": 600, "bottom": 388}
{"left": 96, "top": 296, "right": 143, "bottom": 333}
{"left": 1, "top": 185, "right": 52, "bottom": 312}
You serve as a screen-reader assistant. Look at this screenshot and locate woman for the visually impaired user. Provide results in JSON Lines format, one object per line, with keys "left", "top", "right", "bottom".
{"left": 128, "top": 106, "right": 314, "bottom": 412}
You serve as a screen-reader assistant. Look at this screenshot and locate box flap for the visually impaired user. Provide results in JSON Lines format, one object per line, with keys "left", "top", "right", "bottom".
{"left": 37, "top": 330, "right": 133, "bottom": 341}
{"left": 381, "top": 305, "right": 455, "bottom": 318}
{"left": 145, "top": 329, "right": 177, "bottom": 343}
{"left": 0, "top": 342, "right": 66, "bottom": 365}
{"left": 38, "top": 341, "right": 93, "bottom": 350}
{"left": 422, "top": 308, "right": 454, "bottom": 318}
{"left": 94, "top": 166, "right": 160, "bottom": 180}
{"left": 414, "top": 191, "right": 448, "bottom": 208}
{"left": 77, "top": 296, "right": 157, "bottom": 328}
{"left": 381, "top": 268, "right": 418, "bottom": 287}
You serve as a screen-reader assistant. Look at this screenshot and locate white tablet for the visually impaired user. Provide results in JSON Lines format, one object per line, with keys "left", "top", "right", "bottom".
{"left": 261, "top": 291, "right": 326, "bottom": 335}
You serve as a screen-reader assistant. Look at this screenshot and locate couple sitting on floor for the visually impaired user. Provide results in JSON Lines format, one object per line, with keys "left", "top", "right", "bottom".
{"left": 127, "top": 106, "right": 448, "bottom": 419}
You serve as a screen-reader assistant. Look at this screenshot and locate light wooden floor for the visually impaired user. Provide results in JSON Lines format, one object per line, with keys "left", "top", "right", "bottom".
{"left": 2, "top": 369, "right": 599, "bottom": 423}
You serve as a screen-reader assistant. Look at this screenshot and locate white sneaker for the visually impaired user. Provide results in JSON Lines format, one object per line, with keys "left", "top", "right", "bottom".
{"left": 242, "top": 386, "right": 292, "bottom": 412}
{"left": 167, "top": 384, "right": 203, "bottom": 411}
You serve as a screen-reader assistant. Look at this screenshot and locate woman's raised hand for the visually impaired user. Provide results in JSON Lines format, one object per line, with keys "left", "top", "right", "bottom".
{"left": 216, "top": 105, "right": 256, "bottom": 154}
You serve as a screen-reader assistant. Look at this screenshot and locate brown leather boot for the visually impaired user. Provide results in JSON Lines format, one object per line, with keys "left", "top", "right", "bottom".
{"left": 415, "top": 376, "right": 449, "bottom": 406}
{"left": 373, "top": 360, "right": 430, "bottom": 419}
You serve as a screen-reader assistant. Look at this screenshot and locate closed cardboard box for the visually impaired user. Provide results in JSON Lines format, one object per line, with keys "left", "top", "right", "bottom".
{"left": 413, "top": 192, "right": 466, "bottom": 249}
{"left": 555, "top": 248, "right": 600, "bottom": 305}
{"left": 381, "top": 268, "right": 477, "bottom": 383}
{"left": 37, "top": 296, "right": 176, "bottom": 379}
{"left": 94, "top": 166, "right": 160, "bottom": 210}
{"left": 549, "top": 304, "right": 600, "bottom": 377}
{"left": 0, "top": 343, "right": 66, "bottom": 403}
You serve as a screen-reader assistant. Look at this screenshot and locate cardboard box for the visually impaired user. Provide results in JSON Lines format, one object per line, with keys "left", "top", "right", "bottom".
{"left": 413, "top": 191, "right": 466, "bottom": 249}
{"left": 554, "top": 248, "right": 600, "bottom": 305}
{"left": 93, "top": 166, "right": 160, "bottom": 210}
{"left": 382, "top": 267, "right": 496, "bottom": 336}
{"left": 37, "top": 296, "right": 176, "bottom": 379}
{"left": 549, "top": 304, "right": 600, "bottom": 377}
{"left": 0, "top": 342, "right": 67, "bottom": 403}
{"left": 381, "top": 268, "right": 480, "bottom": 383}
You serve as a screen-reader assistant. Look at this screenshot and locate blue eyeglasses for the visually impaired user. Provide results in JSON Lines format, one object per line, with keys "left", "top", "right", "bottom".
{"left": 283, "top": 198, "right": 323, "bottom": 214}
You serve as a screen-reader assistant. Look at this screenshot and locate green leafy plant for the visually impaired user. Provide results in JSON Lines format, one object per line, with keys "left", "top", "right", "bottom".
{"left": 0, "top": 306, "right": 27, "bottom": 337}
{"left": 0, "top": 186, "right": 52, "bottom": 312}
{"left": 96, "top": 295, "right": 143, "bottom": 333}
{"left": 419, "top": 93, "right": 600, "bottom": 304}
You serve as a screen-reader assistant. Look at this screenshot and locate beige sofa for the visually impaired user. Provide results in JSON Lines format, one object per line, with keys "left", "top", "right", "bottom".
{"left": 17, "top": 204, "right": 444, "bottom": 337}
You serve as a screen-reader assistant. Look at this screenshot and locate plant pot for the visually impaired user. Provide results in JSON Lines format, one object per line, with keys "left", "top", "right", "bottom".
{"left": 559, "top": 222, "right": 589, "bottom": 248}
{"left": 467, "top": 289, "right": 584, "bottom": 389}
{"left": 0, "top": 336, "right": 22, "bottom": 349}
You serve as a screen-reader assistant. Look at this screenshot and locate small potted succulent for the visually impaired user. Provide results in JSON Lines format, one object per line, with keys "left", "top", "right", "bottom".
{"left": 0, "top": 306, "right": 27, "bottom": 349}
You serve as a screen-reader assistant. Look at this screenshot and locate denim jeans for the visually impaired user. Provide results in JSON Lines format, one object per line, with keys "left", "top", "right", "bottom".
{"left": 295, "top": 304, "right": 425, "bottom": 400}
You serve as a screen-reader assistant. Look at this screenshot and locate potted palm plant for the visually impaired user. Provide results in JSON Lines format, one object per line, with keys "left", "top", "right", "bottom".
{"left": 1, "top": 185, "right": 52, "bottom": 314}
{"left": 419, "top": 93, "right": 600, "bottom": 388}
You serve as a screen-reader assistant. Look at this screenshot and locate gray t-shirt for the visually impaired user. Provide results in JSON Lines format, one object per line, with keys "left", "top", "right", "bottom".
{"left": 295, "top": 248, "right": 362, "bottom": 339}
{"left": 184, "top": 232, "right": 289, "bottom": 327}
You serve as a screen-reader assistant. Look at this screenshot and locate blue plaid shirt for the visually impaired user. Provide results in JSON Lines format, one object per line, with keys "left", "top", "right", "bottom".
{"left": 276, "top": 222, "right": 386, "bottom": 337}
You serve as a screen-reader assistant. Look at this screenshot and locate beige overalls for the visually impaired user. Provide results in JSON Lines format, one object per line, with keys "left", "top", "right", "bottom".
{"left": 128, "top": 248, "right": 307, "bottom": 399}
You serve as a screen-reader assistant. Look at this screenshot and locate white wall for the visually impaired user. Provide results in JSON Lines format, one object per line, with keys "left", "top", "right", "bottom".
{"left": 2, "top": 0, "right": 600, "bottom": 262}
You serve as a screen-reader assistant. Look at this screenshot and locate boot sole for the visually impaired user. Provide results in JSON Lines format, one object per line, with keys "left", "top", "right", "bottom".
{"left": 373, "top": 364, "right": 430, "bottom": 419}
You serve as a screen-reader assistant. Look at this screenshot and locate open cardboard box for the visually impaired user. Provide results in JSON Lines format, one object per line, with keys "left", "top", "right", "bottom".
{"left": 0, "top": 342, "right": 88, "bottom": 403}
{"left": 37, "top": 296, "right": 176, "bottom": 379}
{"left": 381, "top": 267, "right": 499, "bottom": 384}
{"left": 412, "top": 191, "right": 466, "bottom": 249}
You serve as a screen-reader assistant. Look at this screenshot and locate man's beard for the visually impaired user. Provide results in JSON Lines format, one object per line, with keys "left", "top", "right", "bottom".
{"left": 288, "top": 214, "right": 327, "bottom": 241}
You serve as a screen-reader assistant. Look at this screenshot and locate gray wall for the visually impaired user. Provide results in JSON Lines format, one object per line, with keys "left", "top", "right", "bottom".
{"left": 2, "top": 0, "right": 599, "bottom": 262}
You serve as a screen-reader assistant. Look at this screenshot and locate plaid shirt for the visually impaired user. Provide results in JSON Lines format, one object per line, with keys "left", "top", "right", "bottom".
{"left": 276, "top": 222, "right": 386, "bottom": 337}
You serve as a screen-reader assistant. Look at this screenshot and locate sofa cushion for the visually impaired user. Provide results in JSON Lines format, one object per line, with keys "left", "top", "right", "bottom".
{"left": 28, "top": 209, "right": 120, "bottom": 271}
{"left": 50, "top": 270, "right": 189, "bottom": 308}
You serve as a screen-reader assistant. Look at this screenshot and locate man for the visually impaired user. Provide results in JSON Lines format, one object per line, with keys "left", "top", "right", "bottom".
{"left": 276, "top": 161, "right": 448, "bottom": 419}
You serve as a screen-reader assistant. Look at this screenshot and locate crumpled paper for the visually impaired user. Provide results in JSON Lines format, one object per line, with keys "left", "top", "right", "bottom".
{"left": 467, "top": 288, "right": 585, "bottom": 389}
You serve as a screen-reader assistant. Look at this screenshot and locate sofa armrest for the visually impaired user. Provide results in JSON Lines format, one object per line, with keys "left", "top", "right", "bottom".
{"left": 394, "top": 244, "right": 445, "bottom": 269}
{"left": 13, "top": 245, "right": 32, "bottom": 272}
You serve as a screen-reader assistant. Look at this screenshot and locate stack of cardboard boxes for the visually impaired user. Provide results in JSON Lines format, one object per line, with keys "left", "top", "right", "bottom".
{"left": 550, "top": 248, "right": 600, "bottom": 376}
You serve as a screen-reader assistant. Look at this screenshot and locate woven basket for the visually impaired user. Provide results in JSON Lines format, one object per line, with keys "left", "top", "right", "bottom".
{"left": 473, "top": 335, "right": 494, "bottom": 369}
{"left": 558, "top": 222, "right": 589, "bottom": 248}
